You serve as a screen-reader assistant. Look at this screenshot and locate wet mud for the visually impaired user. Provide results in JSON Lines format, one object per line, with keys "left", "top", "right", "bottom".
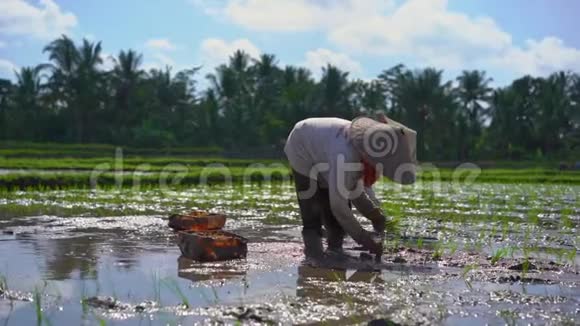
{"left": 0, "top": 183, "right": 578, "bottom": 325}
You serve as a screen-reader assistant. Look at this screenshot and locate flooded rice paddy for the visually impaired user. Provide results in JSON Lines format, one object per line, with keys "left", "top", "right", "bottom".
{"left": 0, "top": 182, "right": 578, "bottom": 325}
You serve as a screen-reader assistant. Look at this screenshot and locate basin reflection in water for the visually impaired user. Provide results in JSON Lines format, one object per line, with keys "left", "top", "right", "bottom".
{"left": 177, "top": 256, "right": 247, "bottom": 282}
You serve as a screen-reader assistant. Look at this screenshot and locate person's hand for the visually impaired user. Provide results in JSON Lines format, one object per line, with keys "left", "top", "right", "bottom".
{"left": 368, "top": 209, "right": 386, "bottom": 234}
{"left": 371, "top": 215, "right": 386, "bottom": 234}
{"left": 357, "top": 229, "right": 383, "bottom": 255}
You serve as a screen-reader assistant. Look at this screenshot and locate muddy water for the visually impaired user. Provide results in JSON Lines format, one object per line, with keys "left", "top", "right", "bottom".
{"left": 0, "top": 183, "right": 579, "bottom": 325}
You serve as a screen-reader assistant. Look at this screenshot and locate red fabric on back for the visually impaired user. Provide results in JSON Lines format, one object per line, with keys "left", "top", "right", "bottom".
{"left": 362, "top": 159, "right": 380, "bottom": 187}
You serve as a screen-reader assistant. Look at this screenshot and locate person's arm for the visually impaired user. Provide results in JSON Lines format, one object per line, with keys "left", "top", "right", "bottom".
{"left": 351, "top": 187, "right": 386, "bottom": 234}
{"left": 365, "top": 186, "right": 380, "bottom": 207}
{"left": 327, "top": 167, "right": 382, "bottom": 253}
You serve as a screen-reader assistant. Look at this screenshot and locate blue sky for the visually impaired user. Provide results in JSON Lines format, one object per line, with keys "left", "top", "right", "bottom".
{"left": 1, "top": 0, "right": 579, "bottom": 86}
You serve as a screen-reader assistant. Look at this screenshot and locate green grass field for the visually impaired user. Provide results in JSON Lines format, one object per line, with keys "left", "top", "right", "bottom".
{"left": 0, "top": 142, "right": 578, "bottom": 190}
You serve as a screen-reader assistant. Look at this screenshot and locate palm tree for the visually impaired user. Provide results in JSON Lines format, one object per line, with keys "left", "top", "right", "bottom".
{"left": 378, "top": 64, "right": 406, "bottom": 120}
{"left": 43, "top": 35, "right": 81, "bottom": 141}
{"left": 113, "top": 50, "right": 143, "bottom": 83}
{"left": 76, "top": 39, "right": 104, "bottom": 142}
{"left": 319, "top": 64, "right": 352, "bottom": 118}
{"left": 197, "top": 88, "right": 220, "bottom": 145}
{"left": 455, "top": 70, "right": 493, "bottom": 159}
{"left": 13, "top": 66, "right": 46, "bottom": 139}
{"left": 0, "top": 78, "right": 14, "bottom": 140}
{"left": 253, "top": 54, "right": 278, "bottom": 80}
{"left": 384, "top": 66, "right": 456, "bottom": 160}
{"left": 206, "top": 50, "right": 256, "bottom": 147}
{"left": 78, "top": 39, "right": 103, "bottom": 73}
{"left": 488, "top": 88, "right": 519, "bottom": 158}
{"left": 43, "top": 36, "right": 105, "bottom": 142}
{"left": 253, "top": 53, "right": 280, "bottom": 105}
{"left": 15, "top": 66, "right": 44, "bottom": 102}
{"left": 111, "top": 50, "right": 144, "bottom": 134}
{"left": 568, "top": 74, "right": 580, "bottom": 153}
{"left": 351, "top": 79, "right": 386, "bottom": 115}
{"left": 456, "top": 70, "right": 493, "bottom": 123}
{"left": 172, "top": 67, "right": 201, "bottom": 139}
{"left": 252, "top": 54, "right": 283, "bottom": 143}
{"left": 230, "top": 50, "right": 251, "bottom": 75}
{"left": 281, "top": 66, "right": 315, "bottom": 124}
{"left": 487, "top": 76, "right": 537, "bottom": 159}
{"left": 148, "top": 66, "right": 175, "bottom": 114}
{"left": 534, "top": 72, "right": 574, "bottom": 156}
{"left": 43, "top": 35, "right": 79, "bottom": 79}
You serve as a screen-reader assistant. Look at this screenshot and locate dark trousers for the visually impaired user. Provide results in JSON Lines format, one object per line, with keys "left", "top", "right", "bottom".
{"left": 293, "top": 170, "right": 345, "bottom": 251}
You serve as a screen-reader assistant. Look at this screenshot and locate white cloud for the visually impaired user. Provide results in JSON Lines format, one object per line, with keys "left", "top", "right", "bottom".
{"left": 328, "top": 0, "right": 511, "bottom": 58}
{"left": 194, "top": 0, "right": 392, "bottom": 32}
{"left": 0, "top": 59, "right": 18, "bottom": 77}
{"left": 189, "top": 0, "right": 226, "bottom": 16}
{"left": 224, "top": 0, "right": 327, "bottom": 31}
{"left": 489, "top": 37, "right": 580, "bottom": 76}
{"left": 0, "top": 0, "right": 77, "bottom": 39}
{"left": 145, "top": 38, "right": 177, "bottom": 51}
{"left": 194, "top": 0, "right": 580, "bottom": 79}
{"left": 199, "top": 38, "right": 261, "bottom": 68}
{"left": 303, "top": 48, "right": 362, "bottom": 78}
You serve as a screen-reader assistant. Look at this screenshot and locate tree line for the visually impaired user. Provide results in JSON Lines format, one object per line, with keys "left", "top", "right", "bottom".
{"left": 0, "top": 35, "right": 578, "bottom": 161}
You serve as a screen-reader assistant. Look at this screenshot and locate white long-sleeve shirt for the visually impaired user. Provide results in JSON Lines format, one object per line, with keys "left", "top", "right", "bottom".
{"left": 284, "top": 118, "right": 380, "bottom": 242}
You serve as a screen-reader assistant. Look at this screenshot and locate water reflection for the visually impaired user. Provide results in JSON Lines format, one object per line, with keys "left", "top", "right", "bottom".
{"left": 6, "top": 222, "right": 172, "bottom": 281}
{"left": 296, "top": 264, "right": 384, "bottom": 301}
{"left": 40, "top": 235, "right": 100, "bottom": 280}
{"left": 177, "top": 256, "right": 247, "bottom": 283}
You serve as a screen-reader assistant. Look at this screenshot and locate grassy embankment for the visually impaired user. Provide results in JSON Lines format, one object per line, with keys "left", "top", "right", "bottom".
{"left": 0, "top": 142, "right": 578, "bottom": 190}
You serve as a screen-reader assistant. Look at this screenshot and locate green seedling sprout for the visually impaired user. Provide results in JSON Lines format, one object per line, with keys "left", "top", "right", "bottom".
{"left": 163, "top": 278, "right": 190, "bottom": 309}
{"left": 417, "top": 237, "right": 424, "bottom": 249}
{"left": 33, "top": 285, "right": 53, "bottom": 326}
{"left": 0, "top": 274, "right": 7, "bottom": 294}
{"left": 490, "top": 247, "right": 510, "bottom": 265}
{"left": 461, "top": 264, "right": 478, "bottom": 290}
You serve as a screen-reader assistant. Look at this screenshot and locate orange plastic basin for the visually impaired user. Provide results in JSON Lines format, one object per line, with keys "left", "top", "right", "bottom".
{"left": 177, "top": 230, "right": 248, "bottom": 262}
{"left": 168, "top": 211, "right": 226, "bottom": 231}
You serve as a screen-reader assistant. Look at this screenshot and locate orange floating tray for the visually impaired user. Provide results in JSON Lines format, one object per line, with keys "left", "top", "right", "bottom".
{"left": 168, "top": 210, "right": 226, "bottom": 231}
{"left": 178, "top": 230, "right": 248, "bottom": 262}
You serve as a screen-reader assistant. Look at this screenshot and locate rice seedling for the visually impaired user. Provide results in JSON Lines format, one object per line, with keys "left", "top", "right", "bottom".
{"left": 498, "top": 309, "right": 519, "bottom": 326}
{"left": 152, "top": 271, "right": 162, "bottom": 304}
{"left": 0, "top": 274, "right": 7, "bottom": 295}
{"left": 527, "top": 207, "right": 541, "bottom": 226}
{"left": 447, "top": 240, "right": 459, "bottom": 255}
{"left": 416, "top": 237, "right": 424, "bottom": 249}
{"left": 435, "top": 303, "right": 448, "bottom": 322}
{"left": 564, "top": 248, "right": 577, "bottom": 264}
{"left": 162, "top": 278, "right": 190, "bottom": 309}
{"left": 33, "top": 285, "right": 53, "bottom": 326}
{"left": 461, "top": 264, "right": 478, "bottom": 290}
{"left": 490, "top": 247, "right": 511, "bottom": 265}
{"left": 560, "top": 208, "right": 574, "bottom": 231}
{"left": 432, "top": 243, "right": 444, "bottom": 261}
